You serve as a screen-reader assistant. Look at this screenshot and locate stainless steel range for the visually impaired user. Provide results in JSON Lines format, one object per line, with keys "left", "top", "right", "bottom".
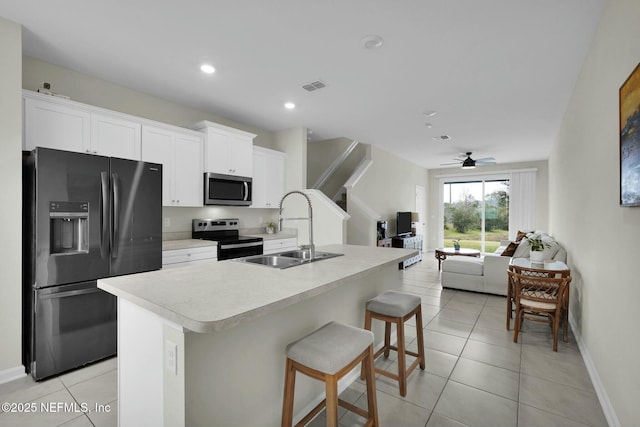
{"left": 192, "top": 218, "right": 263, "bottom": 260}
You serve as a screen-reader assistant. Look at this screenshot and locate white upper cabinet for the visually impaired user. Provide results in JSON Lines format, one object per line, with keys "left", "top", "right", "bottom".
{"left": 23, "top": 91, "right": 142, "bottom": 160}
{"left": 90, "top": 113, "right": 141, "bottom": 160}
{"left": 251, "top": 146, "right": 286, "bottom": 209}
{"left": 192, "top": 120, "right": 256, "bottom": 177}
{"left": 141, "top": 125, "right": 203, "bottom": 207}
{"left": 24, "top": 95, "right": 91, "bottom": 153}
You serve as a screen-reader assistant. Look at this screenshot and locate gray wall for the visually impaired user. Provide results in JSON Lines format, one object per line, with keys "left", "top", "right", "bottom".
{"left": 22, "top": 56, "right": 276, "bottom": 149}
{"left": 0, "top": 17, "right": 22, "bottom": 375}
{"left": 549, "top": 0, "right": 640, "bottom": 424}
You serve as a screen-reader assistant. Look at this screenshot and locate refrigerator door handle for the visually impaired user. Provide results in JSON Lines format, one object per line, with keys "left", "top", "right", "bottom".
{"left": 39, "top": 287, "right": 102, "bottom": 300}
{"left": 111, "top": 172, "right": 120, "bottom": 259}
{"left": 100, "top": 172, "right": 109, "bottom": 258}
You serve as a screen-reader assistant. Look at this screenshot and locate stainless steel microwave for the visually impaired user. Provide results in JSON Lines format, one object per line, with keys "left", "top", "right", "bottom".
{"left": 204, "top": 172, "right": 252, "bottom": 206}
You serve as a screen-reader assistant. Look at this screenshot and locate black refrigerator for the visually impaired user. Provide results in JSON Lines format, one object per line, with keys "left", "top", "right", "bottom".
{"left": 23, "top": 147, "right": 162, "bottom": 380}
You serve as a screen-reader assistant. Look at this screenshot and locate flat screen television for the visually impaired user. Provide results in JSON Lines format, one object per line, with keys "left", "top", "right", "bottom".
{"left": 396, "top": 211, "right": 412, "bottom": 237}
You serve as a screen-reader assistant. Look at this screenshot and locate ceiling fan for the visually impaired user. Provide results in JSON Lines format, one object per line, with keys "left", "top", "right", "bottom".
{"left": 440, "top": 152, "right": 496, "bottom": 169}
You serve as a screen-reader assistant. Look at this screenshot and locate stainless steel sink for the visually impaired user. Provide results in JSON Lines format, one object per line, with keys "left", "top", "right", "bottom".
{"left": 234, "top": 251, "right": 343, "bottom": 269}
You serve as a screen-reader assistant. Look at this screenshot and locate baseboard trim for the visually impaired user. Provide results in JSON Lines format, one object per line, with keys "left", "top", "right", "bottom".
{"left": 569, "top": 313, "right": 620, "bottom": 427}
{"left": 0, "top": 365, "right": 26, "bottom": 385}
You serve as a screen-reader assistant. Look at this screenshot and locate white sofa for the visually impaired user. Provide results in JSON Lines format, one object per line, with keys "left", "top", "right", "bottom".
{"left": 440, "top": 234, "right": 567, "bottom": 296}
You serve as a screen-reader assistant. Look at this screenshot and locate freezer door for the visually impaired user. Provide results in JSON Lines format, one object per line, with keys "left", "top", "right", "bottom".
{"left": 29, "top": 148, "right": 111, "bottom": 287}
{"left": 31, "top": 281, "right": 116, "bottom": 381}
{"left": 110, "top": 158, "right": 162, "bottom": 276}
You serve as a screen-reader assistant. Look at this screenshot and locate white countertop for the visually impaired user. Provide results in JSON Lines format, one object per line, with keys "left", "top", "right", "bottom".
{"left": 244, "top": 231, "right": 297, "bottom": 241}
{"left": 98, "top": 244, "right": 416, "bottom": 333}
{"left": 162, "top": 239, "right": 217, "bottom": 251}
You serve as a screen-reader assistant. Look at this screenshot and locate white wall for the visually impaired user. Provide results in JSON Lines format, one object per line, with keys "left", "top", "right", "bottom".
{"left": 549, "top": 0, "right": 640, "bottom": 425}
{"left": 348, "top": 145, "right": 428, "bottom": 244}
{"left": 426, "top": 160, "right": 549, "bottom": 251}
{"left": 274, "top": 127, "right": 308, "bottom": 191}
{"left": 0, "top": 17, "right": 23, "bottom": 378}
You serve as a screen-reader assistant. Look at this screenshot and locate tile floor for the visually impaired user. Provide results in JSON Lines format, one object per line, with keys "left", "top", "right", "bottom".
{"left": 0, "top": 253, "right": 607, "bottom": 427}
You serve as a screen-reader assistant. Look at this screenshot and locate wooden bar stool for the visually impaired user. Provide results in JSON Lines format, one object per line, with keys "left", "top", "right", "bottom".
{"left": 281, "top": 321, "right": 379, "bottom": 427}
{"left": 362, "top": 291, "right": 425, "bottom": 397}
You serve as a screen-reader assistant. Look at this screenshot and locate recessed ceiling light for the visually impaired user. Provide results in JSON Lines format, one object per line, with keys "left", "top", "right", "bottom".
{"left": 423, "top": 110, "right": 437, "bottom": 117}
{"left": 284, "top": 102, "right": 296, "bottom": 110}
{"left": 361, "top": 35, "right": 384, "bottom": 50}
{"left": 200, "top": 64, "right": 215, "bottom": 74}
{"left": 425, "top": 123, "right": 433, "bottom": 128}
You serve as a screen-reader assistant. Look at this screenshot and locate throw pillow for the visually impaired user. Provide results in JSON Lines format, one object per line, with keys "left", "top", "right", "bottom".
{"left": 513, "top": 241, "right": 532, "bottom": 258}
{"left": 501, "top": 241, "right": 519, "bottom": 257}
{"left": 515, "top": 230, "right": 533, "bottom": 242}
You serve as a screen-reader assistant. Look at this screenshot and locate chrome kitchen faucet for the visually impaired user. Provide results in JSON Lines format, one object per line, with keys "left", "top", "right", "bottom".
{"left": 278, "top": 190, "right": 315, "bottom": 259}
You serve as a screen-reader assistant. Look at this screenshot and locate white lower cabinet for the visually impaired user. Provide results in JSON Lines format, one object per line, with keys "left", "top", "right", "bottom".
{"left": 142, "top": 125, "right": 203, "bottom": 207}
{"left": 252, "top": 146, "right": 286, "bottom": 209}
{"left": 263, "top": 237, "right": 298, "bottom": 255}
{"left": 162, "top": 246, "right": 218, "bottom": 268}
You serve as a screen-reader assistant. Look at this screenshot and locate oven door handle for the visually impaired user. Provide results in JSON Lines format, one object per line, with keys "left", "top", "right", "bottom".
{"left": 219, "top": 241, "right": 263, "bottom": 250}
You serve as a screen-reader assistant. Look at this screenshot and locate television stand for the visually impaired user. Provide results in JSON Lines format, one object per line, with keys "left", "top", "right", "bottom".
{"left": 392, "top": 234, "right": 423, "bottom": 269}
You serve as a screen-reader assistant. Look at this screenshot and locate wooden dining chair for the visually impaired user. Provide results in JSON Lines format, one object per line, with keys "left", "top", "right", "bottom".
{"left": 509, "top": 270, "right": 572, "bottom": 351}
{"left": 506, "top": 264, "right": 571, "bottom": 336}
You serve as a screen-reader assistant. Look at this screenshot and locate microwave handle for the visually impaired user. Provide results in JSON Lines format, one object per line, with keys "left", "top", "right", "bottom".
{"left": 243, "top": 181, "right": 249, "bottom": 201}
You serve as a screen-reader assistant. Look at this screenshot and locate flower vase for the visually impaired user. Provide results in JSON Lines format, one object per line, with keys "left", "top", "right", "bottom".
{"left": 530, "top": 249, "right": 544, "bottom": 263}
{"left": 453, "top": 244, "right": 460, "bottom": 252}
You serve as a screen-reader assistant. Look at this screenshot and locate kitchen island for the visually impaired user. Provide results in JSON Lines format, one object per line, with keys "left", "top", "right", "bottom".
{"left": 98, "top": 244, "right": 416, "bottom": 427}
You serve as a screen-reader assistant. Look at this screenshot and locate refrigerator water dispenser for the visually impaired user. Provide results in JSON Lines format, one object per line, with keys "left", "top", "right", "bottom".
{"left": 49, "top": 201, "right": 89, "bottom": 254}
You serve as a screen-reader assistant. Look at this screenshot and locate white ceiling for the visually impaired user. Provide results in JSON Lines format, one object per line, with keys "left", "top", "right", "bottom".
{"left": 0, "top": 0, "right": 606, "bottom": 169}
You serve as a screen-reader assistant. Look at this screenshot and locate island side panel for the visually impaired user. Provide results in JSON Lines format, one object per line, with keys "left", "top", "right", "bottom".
{"left": 184, "top": 264, "right": 401, "bottom": 426}
{"left": 118, "top": 298, "right": 164, "bottom": 427}
{"left": 118, "top": 298, "right": 186, "bottom": 427}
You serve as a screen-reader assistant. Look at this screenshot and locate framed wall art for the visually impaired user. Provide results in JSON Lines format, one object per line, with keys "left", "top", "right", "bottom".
{"left": 620, "top": 62, "right": 640, "bottom": 206}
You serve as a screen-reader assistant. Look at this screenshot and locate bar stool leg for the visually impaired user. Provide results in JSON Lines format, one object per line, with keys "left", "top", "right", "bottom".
{"left": 415, "top": 305, "right": 425, "bottom": 370}
{"left": 325, "top": 375, "right": 339, "bottom": 426}
{"left": 383, "top": 322, "right": 391, "bottom": 358}
{"left": 282, "top": 358, "right": 296, "bottom": 427}
{"left": 396, "top": 317, "right": 407, "bottom": 397}
{"left": 364, "top": 344, "right": 379, "bottom": 427}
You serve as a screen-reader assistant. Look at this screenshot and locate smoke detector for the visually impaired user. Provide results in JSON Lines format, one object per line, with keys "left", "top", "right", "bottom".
{"left": 432, "top": 135, "right": 452, "bottom": 141}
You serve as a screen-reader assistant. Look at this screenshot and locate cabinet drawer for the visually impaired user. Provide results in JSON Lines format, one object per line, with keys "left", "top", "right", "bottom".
{"left": 263, "top": 238, "right": 297, "bottom": 254}
{"left": 162, "top": 246, "right": 218, "bottom": 266}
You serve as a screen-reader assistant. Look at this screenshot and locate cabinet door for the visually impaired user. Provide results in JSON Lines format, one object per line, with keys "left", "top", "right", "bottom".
{"left": 203, "top": 129, "right": 231, "bottom": 174}
{"left": 24, "top": 97, "right": 90, "bottom": 152}
{"left": 264, "top": 151, "right": 285, "bottom": 207}
{"left": 251, "top": 149, "right": 268, "bottom": 208}
{"left": 174, "top": 133, "right": 203, "bottom": 207}
{"left": 91, "top": 114, "right": 141, "bottom": 160}
{"left": 141, "top": 126, "right": 175, "bottom": 206}
{"left": 229, "top": 134, "right": 253, "bottom": 176}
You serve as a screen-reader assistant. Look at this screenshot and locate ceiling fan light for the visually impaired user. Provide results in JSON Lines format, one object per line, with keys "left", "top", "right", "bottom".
{"left": 461, "top": 157, "right": 476, "bottom": 169}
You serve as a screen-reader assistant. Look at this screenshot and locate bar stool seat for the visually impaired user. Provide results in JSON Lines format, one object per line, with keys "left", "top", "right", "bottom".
{"left": 362, "top": 291, "right": 425, "bottom": 397}
{"left": 282, "top": 321, "right": 379, "bottom": 427}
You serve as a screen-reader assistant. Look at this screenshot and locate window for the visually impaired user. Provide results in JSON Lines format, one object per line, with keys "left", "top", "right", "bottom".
{"left": 442, "top": 178, "right": 509, "bottom": 253}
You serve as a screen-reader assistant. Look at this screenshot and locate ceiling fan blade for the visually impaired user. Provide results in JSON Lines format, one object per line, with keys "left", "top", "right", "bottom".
{"left": 474, "top": 157, "right": 495, "bottom": 162}
{"left": 440, "top": 161, "right": 462, "bottom": 166}
{"left": 476, "top": 160, "right": 496, "bottom": 165}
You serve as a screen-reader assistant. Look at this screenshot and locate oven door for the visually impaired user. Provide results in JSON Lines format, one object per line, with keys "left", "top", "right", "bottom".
{"left": 31, "top": 281, "right": 116, "bottom": 380}
{"left": 204, "top": 173, "right": 252, "bottom": 206}
{"left": 218, "top": 241, "right": 263, "bottom": 260}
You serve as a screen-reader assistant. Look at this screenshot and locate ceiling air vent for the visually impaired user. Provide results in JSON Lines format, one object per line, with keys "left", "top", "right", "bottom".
{"left": 432, "top": 135, "right": 451, "bottom": 141}
{"left": 301, "top": 80, "right": 327, "bottom": 92}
